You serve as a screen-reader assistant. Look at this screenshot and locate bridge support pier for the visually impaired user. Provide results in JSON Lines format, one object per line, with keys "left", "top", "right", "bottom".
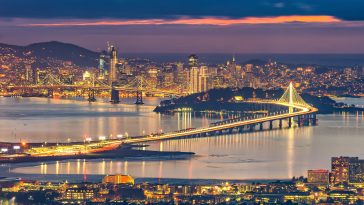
{"left": 249, "top": 124, "right": 255, "bottom": 132}
{"left": 269, "top": 120, "right": 273, "bottom": 130}
{"left": 288, "top": 117, "right": 292, "bottom": 128}
{"left": 311, "top": 114, "right": 317, "bottom": 126}
{"left": 88, "top": 88, "right": 96, "bottom": 102}
{"left": 279, "top": 119, "right": 283, "bottom": 129}
{"left": 135, "top": 91, "right": 144, "bottom": 105}
{"left": 259, "top": 123, "right": 263, "bottom": 131}
{"left": 47, "top": 89, "right": 53, "bottom": 98}
{"left": 297, "top": 115, "right": 301, "bottom": 127}
{"left": 110, "top": 88, "right": 120, "bottom": 104}
{"left": 238, "top": 126, "right": 244, "bottom": 133}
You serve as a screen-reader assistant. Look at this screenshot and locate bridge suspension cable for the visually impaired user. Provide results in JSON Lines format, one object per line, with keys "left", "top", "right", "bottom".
{"left": 278, "top": 82, "right": 311, "bottom": 108}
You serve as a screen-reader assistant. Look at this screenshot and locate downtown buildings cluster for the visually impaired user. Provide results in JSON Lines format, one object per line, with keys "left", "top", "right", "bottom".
{"left": 1, "top": 156, "right": 364, "bottom": 204}
{"left": 1, "top": 42, "right": 364, "bottom": 98}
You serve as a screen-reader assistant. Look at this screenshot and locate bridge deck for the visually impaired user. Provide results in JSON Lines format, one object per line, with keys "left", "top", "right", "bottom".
{"left": 123, "top": 101, "right": 317, "bottom": 144}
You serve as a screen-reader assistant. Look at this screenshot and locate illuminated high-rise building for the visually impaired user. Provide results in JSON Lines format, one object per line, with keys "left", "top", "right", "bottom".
{"left": 188, "top": 54, "right": 198, "bottom": 68}
{"left": 188, "top": 54, "right": 199, "bottom": 93}
{"left": 25, "top": 64, "right": 32, "bottom": 82}
{"left": 109, "top": 46, "right": 118, "bottom": 84}
{"left": 189, "top": 67, "right": 199, "bottom": 93}
{"left": 98, "top": 51, "right": 108, "bottom": 79}
{"left": 198, "top": 66, "right": 209, "bottom": 92}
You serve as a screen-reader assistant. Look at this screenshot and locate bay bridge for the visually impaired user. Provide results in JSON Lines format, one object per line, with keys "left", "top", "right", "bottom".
{"left": 0, "top": 83, "right": 318, "bottom": 160}
{"left": 6, "top": 73, "right": 184, "bottom": 104}
{"left": 122, "top": 82, "right": 318, "bottom": 144}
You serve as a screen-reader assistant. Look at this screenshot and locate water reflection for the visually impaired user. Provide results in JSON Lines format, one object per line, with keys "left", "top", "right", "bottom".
{"left": 12, "top": 114, "right": 362, "bottom": 180}
{"left": 3, "top": 97, "right": 364, "bottom": 180}
{"left": 0, "top": 97, "right": 216, "bottom": 142}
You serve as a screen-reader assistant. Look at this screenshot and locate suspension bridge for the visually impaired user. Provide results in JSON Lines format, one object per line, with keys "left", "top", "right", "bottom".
{"left": 0, "top": 83, "right": 318, "bottom": 160}
{"left": 6, "top": 74, "right": 184, "bottom": 103}
{"left": 122, "top": 82, "right": 318, "bottom": 144}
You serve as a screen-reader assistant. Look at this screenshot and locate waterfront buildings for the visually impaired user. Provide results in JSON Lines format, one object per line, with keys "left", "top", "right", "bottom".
{"left": 2, "top": 157, "right": 364, "bottom": 205}
{"left": 102, "top": 174, "right": 135, "bottom": 185}
{"left": 1, "top": 42, "right": 364, "bottom": 98}
{"left": 331, "top": 156, "right": 364, "bottom": 185}
{"left": 307, "top": 169, "right": 329, "bottom": 185}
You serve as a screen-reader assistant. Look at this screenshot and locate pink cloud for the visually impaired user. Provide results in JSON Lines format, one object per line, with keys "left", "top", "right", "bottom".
{"left": 21, "top": 16, "right": 341, "bottom": 27}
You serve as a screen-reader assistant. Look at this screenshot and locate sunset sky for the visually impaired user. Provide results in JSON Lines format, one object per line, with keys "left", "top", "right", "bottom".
{"left": 1, "top": 0, "right": 364, "bottom": 53}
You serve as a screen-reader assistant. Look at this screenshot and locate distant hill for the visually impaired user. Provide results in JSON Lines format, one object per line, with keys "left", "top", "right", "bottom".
{"left": 0, "top": 41, "right": 99, "bottom": 67}
{"left": 242, "top": 59, "right": 267, "bottom": 66}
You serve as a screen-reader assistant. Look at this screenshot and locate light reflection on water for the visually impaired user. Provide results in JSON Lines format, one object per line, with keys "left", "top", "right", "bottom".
{"left": 2, "top": 97, "right": 364, "bottom": 180}
{"left": 0, "top": 97, "right": 214, "bottom": 142}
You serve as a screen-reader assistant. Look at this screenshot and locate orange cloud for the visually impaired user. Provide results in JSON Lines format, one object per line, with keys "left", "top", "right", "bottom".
{"left": 23, "top": 16, "right": 341, "bottom": 27}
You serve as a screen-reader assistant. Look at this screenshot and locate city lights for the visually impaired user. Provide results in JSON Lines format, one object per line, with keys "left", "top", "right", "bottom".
{"left": 0, "top": 1, "right": 363, "bottom": 204}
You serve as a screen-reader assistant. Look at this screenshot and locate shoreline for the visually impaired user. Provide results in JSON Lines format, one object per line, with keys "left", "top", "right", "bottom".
{"left": 0, "top": 144, "right": 194, "bottom": 164}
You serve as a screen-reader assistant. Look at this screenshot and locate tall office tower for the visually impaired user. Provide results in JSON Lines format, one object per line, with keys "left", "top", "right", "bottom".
{"left": 25, "top": 64, "right": 32, "bottom": 82}
{"left": 176, "top": 62, "right": 184, "bottom": 72}
{"left": 188, "top": 54, "right": 199, "bottom": 93}
{"left": 244, "top": 64, "right": 255, "bottom": 87}
{"left": 188, "top": 54, "right": 198, "bottom": 68}
{"left": 198, "top": 66, "right": 209, "bottom": 92}
{"left": 174, "top": 62, "right": 184, "bottom": 83}
{"left": 229, "top": 55, "right": 236, "bottom": 73}
{"left": 189, "top": 67, "right": 199, "bottom": 93}
{"left": 98, "top": 51, "right": 107, "bottom": 79}
{"left": 109, "top": 46, "right": 118, "bottom": 84}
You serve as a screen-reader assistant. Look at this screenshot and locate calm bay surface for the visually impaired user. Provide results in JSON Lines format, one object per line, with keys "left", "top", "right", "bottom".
{"left": 1, "top": 97, "right": 364, "bottom": 181}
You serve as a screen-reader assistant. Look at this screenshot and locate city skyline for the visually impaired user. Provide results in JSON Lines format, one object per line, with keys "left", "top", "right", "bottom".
{"left": 1, "top": 1, "right": 364, "bottom": 204}
{"left": 1, "top": 0, "right": 364, "bottom": 53}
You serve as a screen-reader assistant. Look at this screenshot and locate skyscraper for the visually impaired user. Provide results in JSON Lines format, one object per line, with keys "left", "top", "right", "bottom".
{"left": 25, "top": 64, "right": 32, "bottom": 82}
{"left": 198, "top": 66, "right": 209, "bottom": 92}
{"left": 188, "top": 54, "right": 198, "bottom": 68}
{"left": 189, "top": 67, "right": 199, "bottom": 93}
{"left": 98, "top": 51, "right": 108, "bottom": 80}
{"left": 188, "top": 54, "right": 199, "bottom": 93}
{"left": 109, "top": 46, "right": 118, "bottom": 84}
